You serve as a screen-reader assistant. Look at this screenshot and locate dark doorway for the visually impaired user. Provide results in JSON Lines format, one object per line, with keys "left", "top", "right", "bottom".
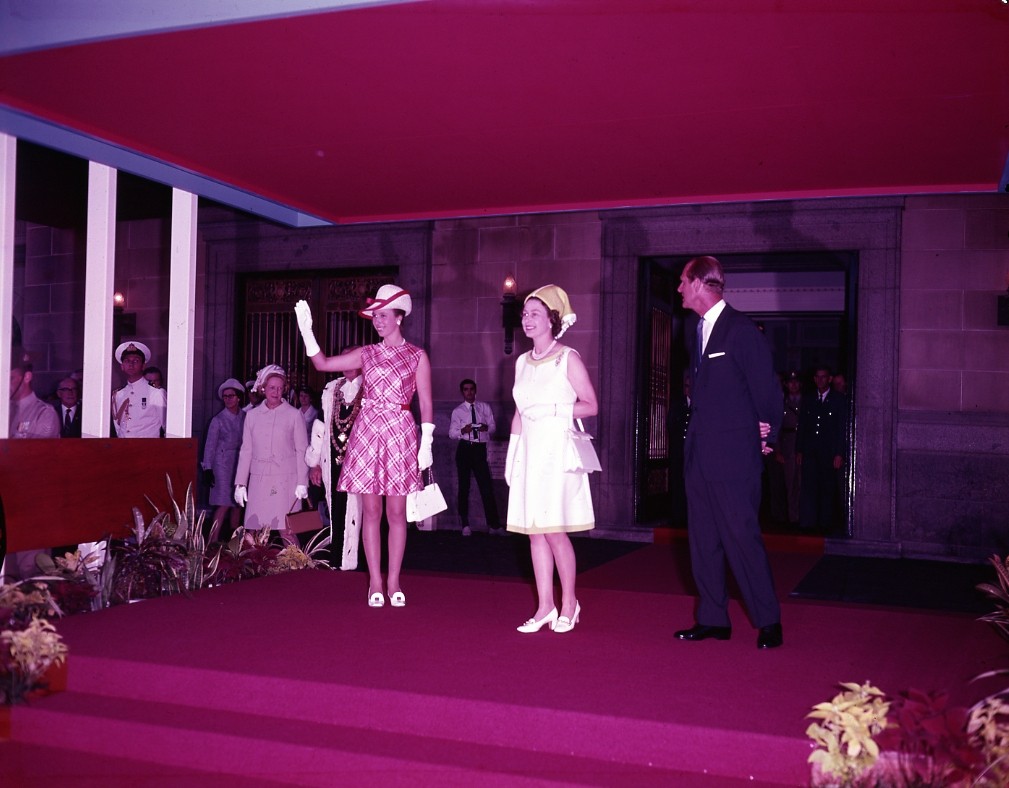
{"left": 636, "top": 252, "right": 857, "bottom": 535}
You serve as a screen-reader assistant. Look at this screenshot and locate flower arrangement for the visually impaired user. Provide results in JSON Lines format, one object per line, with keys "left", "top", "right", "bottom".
{"left": 807, "top": 553, "right": 1009, "bottom": 787}
{"left": 2, "top": 476, "right": 332, "bottom": 706}
{"left": 807, "top": 681, "right": 890, "bottom": 784}
{"left": 0, "top": 582, "right": 68, "bottom": 705}
{"left": 268, "top": 528, "right": 332, "bottom": 575}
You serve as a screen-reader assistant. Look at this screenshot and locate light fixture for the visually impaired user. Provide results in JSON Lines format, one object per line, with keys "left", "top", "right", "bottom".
{"left": 501, "top": 275, "right": 521, "bottom": 354}
{"left": 113, "top": 291, "right": 126, "bottom": 310}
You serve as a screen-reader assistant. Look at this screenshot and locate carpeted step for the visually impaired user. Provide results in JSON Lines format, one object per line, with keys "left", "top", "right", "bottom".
{"left": 45, "top": 653, "right": 810, "bottom": 784}
{"left": 6, "top": 690, "right": 794, "bottom": 787}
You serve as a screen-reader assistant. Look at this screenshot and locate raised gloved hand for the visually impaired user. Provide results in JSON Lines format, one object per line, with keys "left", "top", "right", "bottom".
{"left": 504, "top": 434, "right": 519, "bottom": 487}
{"left": 418, "top": 422, "right": 435, "bottom": 470}
{"left": 234, "top": 485, "right": 248, "bottom": 507}
{"left": 202, "top": 468, "right": 215, "bottom": 487}
{"left": 294, "top": 300, "right": 321, "bottom": 357}
{"left": 294, "top": 485, "right": 309, "bottom": 500}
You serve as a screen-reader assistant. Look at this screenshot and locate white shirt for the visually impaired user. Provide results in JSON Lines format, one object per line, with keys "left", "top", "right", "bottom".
{"left": 112, "top": 377, "right": 167, "bottom": 438}
{"left": 449, "top": 400, "right": 496, "bottom": 444}
{"left": 699, "top": 299, "right": 727, "bottom": 354}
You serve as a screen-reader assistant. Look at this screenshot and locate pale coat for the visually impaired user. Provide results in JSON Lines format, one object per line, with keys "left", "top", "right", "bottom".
{"left": 235, "top": 400, "right": 308, "bottom": 531}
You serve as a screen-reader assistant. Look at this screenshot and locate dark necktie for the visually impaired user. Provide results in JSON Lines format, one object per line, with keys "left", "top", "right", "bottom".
{"left": 695, "top": 318, "right": 704, "bottom": 373}
{"left": 64, "top": 407, "right": 72, "bottom": 432}
{"left": 470, "top": 404, "right": 478, "bottom": 442}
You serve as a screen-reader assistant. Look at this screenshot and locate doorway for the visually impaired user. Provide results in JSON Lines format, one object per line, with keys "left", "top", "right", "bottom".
{"left": 636, "top": 251, "right": 857, "bottom": 535}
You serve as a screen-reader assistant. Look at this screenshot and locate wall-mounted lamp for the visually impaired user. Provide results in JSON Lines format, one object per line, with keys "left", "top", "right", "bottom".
{"left": 501, "top": 274, "right": 521, "bottom": 354}
{"left": 998, "top": 273, "right": 1009, "bottom": 327}
{"left": 112, "top": 290, "right": 136, "bottom": 345}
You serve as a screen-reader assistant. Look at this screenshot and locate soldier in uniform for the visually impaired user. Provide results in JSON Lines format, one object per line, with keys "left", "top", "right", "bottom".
{"left": 777, "top": 370, "right": 803, "bottom": 526}
{"left": 5, "top": 347, "right": 60, "bottom": 581}
{"left": 305, "top": 347, "right": 365, "bottom": 569}
{"left": 111, "top": 341, "right": 167, "bottom": 438}
{"left": 796, "top": 366, "right": 846, "bottom": 530}
{"left": 9, "top": 347, "right": 60, "bottom": 440}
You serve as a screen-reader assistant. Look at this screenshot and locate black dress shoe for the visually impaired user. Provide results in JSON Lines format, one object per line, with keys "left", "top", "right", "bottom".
{"left": 757, "top": 623, "right": 783, "bottom": 649}
{"left": 674, "top": 624, "right": 731, "bottom": 641}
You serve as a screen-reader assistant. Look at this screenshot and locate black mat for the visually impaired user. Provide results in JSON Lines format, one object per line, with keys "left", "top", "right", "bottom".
{"left": 790, "top": 554, "right": 998, "bottom": 614}
{"left": 400, "top": 529, "right": 645, "bottom": 579}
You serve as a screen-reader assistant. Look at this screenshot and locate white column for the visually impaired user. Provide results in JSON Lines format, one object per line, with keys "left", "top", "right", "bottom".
{"left": 0, "top": 134, "right": 15, "bottom": 439}
{"left": 82, "top": 163, "right": 117, "bottom": 438}
{"left": 166, "top": 188, "right": 197, "bottom": 438}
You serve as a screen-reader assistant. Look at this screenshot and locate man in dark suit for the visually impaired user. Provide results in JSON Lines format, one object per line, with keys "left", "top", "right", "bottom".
{"left": 674, "top": 256, "right": 785, "bottom": 649}
{"left": 53, "top": 376, "right": 82, "bottom": 437}
{"left": 797, "top": 366, "right": 846, "bottom": 530}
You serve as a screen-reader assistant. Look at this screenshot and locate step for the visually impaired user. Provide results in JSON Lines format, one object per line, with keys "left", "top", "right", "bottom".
{"left": 33, "top": 653, "right": 810, "bottom": 784}
{"left": 6, "top": 690, "right": 796, "bottom": 787}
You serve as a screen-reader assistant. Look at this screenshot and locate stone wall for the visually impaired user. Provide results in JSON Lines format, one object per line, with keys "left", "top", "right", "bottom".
{"left": 15, "top": 192, "right": 1009, "bottom": 558}
{"left": 895, "top": 194, "right": 1009, "bottom": 560}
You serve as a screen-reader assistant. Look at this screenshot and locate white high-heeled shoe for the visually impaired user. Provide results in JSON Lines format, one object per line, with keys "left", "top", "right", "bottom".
{"left": 553, "top": 602, "right": 581, "bottom": 634}
{"left": 389, "top": 591, "right": 406, "bottom": 607}
{"left": 517, "top": 608, "right": 558, "bottom": 633}
{"left": 368, "top": 591, "right": 385, "bottom": 608}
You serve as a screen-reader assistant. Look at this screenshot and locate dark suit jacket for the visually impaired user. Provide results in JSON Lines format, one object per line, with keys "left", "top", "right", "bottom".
{"left": 685, "top": 305, "right": 782, "bottom": 481}
{"left": 54, "top": 404, "right": 82, "bottom": 438}
{"left": 796, "top": 389, "right": 846, "bottom": 458}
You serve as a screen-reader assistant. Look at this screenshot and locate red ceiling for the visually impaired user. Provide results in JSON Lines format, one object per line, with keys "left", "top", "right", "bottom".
{"left": 1, "top": 0, "right": 1007, "bottom": 225}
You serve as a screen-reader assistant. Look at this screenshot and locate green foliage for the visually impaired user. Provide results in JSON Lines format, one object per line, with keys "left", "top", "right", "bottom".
{"left": 807, "top": 681, "right": 890, "bottom": 785}
{"left": 806, "top": 554, "right": 1009, "bottom": 786}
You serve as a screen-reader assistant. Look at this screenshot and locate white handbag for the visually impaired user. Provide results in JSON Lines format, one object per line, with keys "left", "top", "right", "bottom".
{"left": 564, "top": 419, "right": 602, "bottom": 474}
{"left": 406, "top": 468, "right": 448, "bottom": 522}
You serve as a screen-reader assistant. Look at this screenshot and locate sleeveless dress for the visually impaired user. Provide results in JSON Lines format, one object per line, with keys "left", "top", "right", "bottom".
{"left": 338, "top": 341, "right": 423, "bottom": 496}
{"left": 507, "top": 347, "right": 595, "bottom": 534}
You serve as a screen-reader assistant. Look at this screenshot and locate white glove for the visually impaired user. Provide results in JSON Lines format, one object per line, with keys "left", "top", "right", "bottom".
{"left": 295, "top": 485, "right": 309, "bottom": 500}
{"left": 294, "top": 300, "right": 321, "bottom": 357}
{"left": 234, "top": 485, "right": 248, "bottom": 507}
{"left": 504, "top": 434, "right": 519, "bottom": 487}
{"left": 418, "top": 422, "right": 435, "bottom": 470}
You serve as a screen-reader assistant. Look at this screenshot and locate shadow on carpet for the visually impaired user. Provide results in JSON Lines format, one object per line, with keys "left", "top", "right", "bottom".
{"left": 790, "top": 555, "right": 997, "bottom": 614}
{"left": 400, "top": 529, "right": 645, "bottom": 579}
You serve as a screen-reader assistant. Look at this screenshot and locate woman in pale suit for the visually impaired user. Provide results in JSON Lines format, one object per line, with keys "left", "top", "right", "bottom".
{"left": 234, "top": 365, "right": 309, "bottom": 544}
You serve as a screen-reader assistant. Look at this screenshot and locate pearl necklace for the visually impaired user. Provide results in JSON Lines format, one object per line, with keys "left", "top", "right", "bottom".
{"left": 530, "top": 339, "right": 557, "bottom": 360}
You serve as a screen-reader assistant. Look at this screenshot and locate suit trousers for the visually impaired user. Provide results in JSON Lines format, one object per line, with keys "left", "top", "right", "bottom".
{"left": 799, "top": 449, "right": 837, "bottom": 530}
{"left": 685, "top": 468, "right": 780, "bottom": 629}
{"left": 455, "top": 441, "right": 500, "bottom": 528}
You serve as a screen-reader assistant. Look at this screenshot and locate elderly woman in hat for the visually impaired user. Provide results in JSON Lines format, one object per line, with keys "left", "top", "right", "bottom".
{"left": 234, "top": 365, "right": 309, "bottom": 544}
{"left": 294, "top": 285, "right": 433, "bottom": 608}
{"left": 201, "top": 378, "right": 247, "bottom": 538}
{"left": 506, "top": 284, "right": 598, "bottom": 634}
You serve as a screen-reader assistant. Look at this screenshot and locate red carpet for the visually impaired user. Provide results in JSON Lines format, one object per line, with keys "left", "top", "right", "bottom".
{"left": 1, "top": 541, "right": 1004, "bottom": 786}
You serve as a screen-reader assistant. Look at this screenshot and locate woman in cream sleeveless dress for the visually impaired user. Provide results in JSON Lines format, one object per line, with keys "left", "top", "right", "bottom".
{"left": 506, "top": 285, "right": 598, "bottom": 635}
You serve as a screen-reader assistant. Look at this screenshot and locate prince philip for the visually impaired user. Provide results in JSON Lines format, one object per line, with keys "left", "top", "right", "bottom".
{"left": 675, "top": 256, "right": 785, "bottom": 649}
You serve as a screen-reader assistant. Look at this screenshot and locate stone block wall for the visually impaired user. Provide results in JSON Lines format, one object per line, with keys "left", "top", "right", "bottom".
{"left": 428, "top": 212, "right": 603, "bottom": 529}
{"left": 895, "top": 194, "right": 1009, "bottom": 559}
{"left": 14, "top": 217, "right": 170, "bottom": 400}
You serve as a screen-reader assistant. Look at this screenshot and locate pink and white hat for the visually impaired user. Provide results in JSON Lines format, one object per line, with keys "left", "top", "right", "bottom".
{"left": 359, "top": 284, "right": 412, "bottom": 318}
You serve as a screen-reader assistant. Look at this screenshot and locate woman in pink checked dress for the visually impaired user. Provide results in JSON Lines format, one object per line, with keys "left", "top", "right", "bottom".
{"left": 294, "top": 285, "right": 433, "bottom": 610}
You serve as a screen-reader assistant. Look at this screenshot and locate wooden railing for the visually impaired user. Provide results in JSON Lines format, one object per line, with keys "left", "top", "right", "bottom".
{"left": 0, "top": 438, "right": 197, "bottom": 552}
